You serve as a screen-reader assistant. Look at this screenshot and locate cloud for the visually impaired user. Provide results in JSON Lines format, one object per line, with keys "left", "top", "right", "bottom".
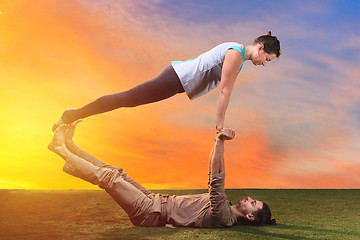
{"left": 1, "top": 0, "right": 359, "bottom": 189}
{"left": 337, "top": 35, "right": 360, "bottom": 50}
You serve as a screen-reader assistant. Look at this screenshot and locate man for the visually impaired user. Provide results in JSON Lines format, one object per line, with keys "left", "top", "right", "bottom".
{"left": 48, "top": 121, "right": 275, "bottom": 227}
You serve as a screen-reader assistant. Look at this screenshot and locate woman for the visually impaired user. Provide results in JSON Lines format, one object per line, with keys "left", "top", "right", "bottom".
{"left": 52, "top": 32, "right": 281, "bottom": 133}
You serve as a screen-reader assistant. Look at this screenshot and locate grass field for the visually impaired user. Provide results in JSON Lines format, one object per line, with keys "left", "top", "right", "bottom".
{"left": 0, "top": 189, "right": 359, "bottom": 240}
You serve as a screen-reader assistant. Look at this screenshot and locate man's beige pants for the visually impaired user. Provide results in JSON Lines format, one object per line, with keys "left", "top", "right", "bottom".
{"left": 63, "top": 154, "right": 164, "bottom": 226}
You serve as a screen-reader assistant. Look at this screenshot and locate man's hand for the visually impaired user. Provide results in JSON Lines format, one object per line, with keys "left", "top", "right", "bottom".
{"left": 218, "top": 128, "right": 235, "bottom": 141}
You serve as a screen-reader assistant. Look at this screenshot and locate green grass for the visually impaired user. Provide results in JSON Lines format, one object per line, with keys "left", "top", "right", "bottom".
{"left": 0, "top": 189, "right": 359, "bottom": 240}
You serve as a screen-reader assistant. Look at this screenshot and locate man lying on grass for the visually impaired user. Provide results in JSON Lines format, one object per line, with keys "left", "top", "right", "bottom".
{"left": 49, "top": 121, "right": 276, "bottom": 227}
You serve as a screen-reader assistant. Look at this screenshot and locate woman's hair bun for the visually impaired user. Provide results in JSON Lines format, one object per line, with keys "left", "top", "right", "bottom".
{"left": 267, "top": 31, "right": 272, "bottom": 36}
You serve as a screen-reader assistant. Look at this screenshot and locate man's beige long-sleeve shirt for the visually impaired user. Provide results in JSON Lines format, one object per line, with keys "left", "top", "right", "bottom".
{"left": 165, "top": 173, "right": 237, "bottom": 228}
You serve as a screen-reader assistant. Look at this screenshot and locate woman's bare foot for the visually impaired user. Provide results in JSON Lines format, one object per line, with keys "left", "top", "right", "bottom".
{"left": 52, "top": 108, "right": 76, "bottom": 132}
{"left": 48, "top": 124, "right": 71, "bottom": 160}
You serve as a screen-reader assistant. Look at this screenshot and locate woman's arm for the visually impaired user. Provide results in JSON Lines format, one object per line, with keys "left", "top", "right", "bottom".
{"left": 215, "top": 49, "right": 243, "bottom": 132}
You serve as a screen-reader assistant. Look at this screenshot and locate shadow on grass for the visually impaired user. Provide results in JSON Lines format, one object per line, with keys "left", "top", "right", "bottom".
{"left": 99, "top": 223, "right": 360, "bottom": 240}
{"left": 229, "top": 225, "right": 314, "bottom": 240}
{"left": 275, "top": 224, "right": 360, "bottom": 238}
{"left": 229, "top": 223, "right": 360, "bottom": 240}
{"left": 99, "top": 226, "right": 182, "bottom": 240}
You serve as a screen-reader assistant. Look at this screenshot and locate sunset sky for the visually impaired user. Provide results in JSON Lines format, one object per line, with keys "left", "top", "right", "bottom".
{"left": 0, "top": 0, "right": 359, "bottom": 189}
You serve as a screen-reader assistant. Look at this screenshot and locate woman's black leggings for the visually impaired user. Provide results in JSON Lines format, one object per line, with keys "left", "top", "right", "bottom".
{"left": 62, "top": 65, "right": 185, "bottom": 123}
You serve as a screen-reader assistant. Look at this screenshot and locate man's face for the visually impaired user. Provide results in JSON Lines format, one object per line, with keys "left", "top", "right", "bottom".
{"left": 236, "top": 196, "right": 263, "bottom": 216}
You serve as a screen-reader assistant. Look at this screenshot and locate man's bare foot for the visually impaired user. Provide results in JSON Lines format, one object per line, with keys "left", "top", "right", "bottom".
{"left": 48, "top": 124, "right": 71, "bottom": 159}
{"left": 218, "top": 128, "right": 236, "bottom": 141}
{"left": 52, "top": 108, "right": 76, "bottom": 132}
{"left": 65, "top": 119, "right": 82, "bottom": 154}
{"left": 52, "top": 118, "right": 64, "bottom": 132}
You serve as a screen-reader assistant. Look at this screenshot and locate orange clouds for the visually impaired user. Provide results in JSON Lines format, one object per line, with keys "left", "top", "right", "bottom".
{"left": 1, "top": 1, "right": 359, "bottom": 190}
{"left": 224, "top": 129, "right": 286, "bottom": 188}
{"left": 0, "top": 1, "right": 133, "bottom": 189}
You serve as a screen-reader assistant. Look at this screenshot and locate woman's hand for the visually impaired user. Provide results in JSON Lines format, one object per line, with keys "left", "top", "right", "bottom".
{"left": 218, "top": 128, "right": 236, "bottom": 141}
{"left": 216, "top": 125, "right": 223, "bottom": 134}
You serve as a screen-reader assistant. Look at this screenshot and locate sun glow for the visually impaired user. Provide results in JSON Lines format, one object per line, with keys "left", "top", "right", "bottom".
{"left": 1, "top": 1, "right": 359, "bottom": 190}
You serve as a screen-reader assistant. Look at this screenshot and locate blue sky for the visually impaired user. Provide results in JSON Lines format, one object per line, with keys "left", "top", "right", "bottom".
{"left": 1, "top": 0, "right": 359, "bottom": 189}
{"left": 80, "top": 0, "right": 360, "bottom": 187}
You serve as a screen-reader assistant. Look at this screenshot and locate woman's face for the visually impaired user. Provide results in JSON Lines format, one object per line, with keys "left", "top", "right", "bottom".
{"left": 252, "top": 45, "right": 277, "bottom": 66}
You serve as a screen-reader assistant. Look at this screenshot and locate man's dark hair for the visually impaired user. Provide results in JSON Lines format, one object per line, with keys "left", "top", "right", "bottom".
{"left": 254, "top": 31, "right": 281, "bottom": 58}
{"left": 238, "top": 202, "right": 277, "bottom": 226}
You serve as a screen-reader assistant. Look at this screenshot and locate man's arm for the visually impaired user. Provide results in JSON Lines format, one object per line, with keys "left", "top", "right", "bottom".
{"left": 208, "top": 129, "right": 235, "bottom": 216}
{"left": 209, "top": 128, "right": 236, "bottom": 175}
